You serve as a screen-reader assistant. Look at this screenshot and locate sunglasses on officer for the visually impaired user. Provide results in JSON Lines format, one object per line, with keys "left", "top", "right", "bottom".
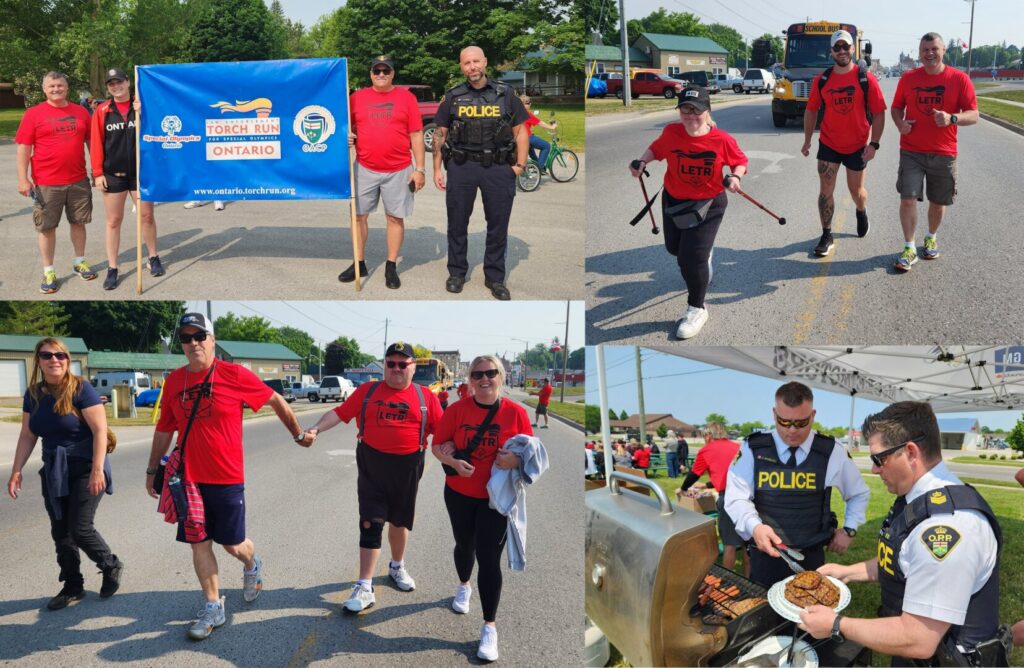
{"left": 179, "top": 331, "right": 209, "bottom": 344}
{"left": 774, "top": 411, "right": 813, "bottom": 429}
{"left": 832, "top": 43, "right": 851, "bottom": 52}
{"left": 470, "top": 368, "right": 500, "bottom": 380}
{"left": 372, "top": 67, "right": 392, "bottom": 75}
{"left": 386, "top": 360, "right": 411, "bottom": 369}
{"left": 38, "top": 351, "right": 69, "bottom": 361}
{"left": 870, "top": 435, "right": 925, "bottom": 467}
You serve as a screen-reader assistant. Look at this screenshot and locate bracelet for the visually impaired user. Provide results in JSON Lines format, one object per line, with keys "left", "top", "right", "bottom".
{"left": 729, "top": 174, "right": 741, "bottom": 180}
{"left": 414, "top": 167, "right": 425, "bottom": 173}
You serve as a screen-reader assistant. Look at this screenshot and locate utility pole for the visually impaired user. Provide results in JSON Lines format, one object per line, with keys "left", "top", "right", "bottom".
{"left": 383, "top": 318, "right": 389, "bottom": 358}
{"left": 965, "top": 0, "right": 977, "bottom": 74}
{"left": 635, "top": 347, "right": 646, "bottom": 444}
{"left": 559, "top": 300, "right": 570, "bottom": 403}
{"left": 619, "top": 0, "right": 631, "bottom": 107}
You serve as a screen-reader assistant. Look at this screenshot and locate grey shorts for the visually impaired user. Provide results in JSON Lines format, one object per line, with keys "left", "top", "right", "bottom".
{"left": 32, "top": 179, "right": 93, "bottom": 231}
{"left": 354, "top": 163, "right": 414, "bottom": 218}
{"left": 716, "top": 493, "right": 743, "bottom": 547}
{"left": 896, "top": 150, "right": 957, "bottom": 205}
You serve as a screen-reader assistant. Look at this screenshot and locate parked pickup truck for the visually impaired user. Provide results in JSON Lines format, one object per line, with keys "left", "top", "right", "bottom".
{"left": 716, "top": 72, "right": 744, "bottom": 93}
{"left": 604, "top": 72, "right": 683, "bottom": 99}
{"left": 396, "top": 84, "right": 441, "bottom": 152}
{"left": 308, "top": 375, "right": 355, "bottom": 403}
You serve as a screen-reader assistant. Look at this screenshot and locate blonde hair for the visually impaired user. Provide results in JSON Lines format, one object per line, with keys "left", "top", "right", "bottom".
{"left": 27, "top": 337, "right": 81, "bottom": 416}
{"left": 705, "top": 421, "right": 728, "bottom": 440}
{"left": 519, "top": 94, "right": 532, "bottom": 105}
{"left": 467, "top": 355, "right": 506, "bottom": 396}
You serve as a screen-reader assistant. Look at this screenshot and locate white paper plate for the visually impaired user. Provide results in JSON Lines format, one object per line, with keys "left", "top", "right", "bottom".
{"left": 767, "top": 575, "right": 851, "bottom": 623}
{"left": 735, "top": 635, "right": 818, "bottom": 667}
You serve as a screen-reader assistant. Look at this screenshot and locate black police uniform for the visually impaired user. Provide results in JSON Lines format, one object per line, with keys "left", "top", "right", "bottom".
{"left": 877, "top": 485, "right": 1008, "bottom": 667}
{"left": 747, "top": 432, "right": 837, "bottom": 588}
{"left": 434, "top": 79, "right": 529, "bottom": 285}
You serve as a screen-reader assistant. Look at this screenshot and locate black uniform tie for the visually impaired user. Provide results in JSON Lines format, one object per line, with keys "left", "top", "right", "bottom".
{"left": 786, "top": 447, "right": 799, "bottom": 468}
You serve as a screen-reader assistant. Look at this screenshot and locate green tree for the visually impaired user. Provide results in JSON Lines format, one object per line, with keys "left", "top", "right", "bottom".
{"left": 576, "top": 0, "right": 618, "bottom": 38}
{"left": 186, "top": 0, "right": 285, "bottom": 63}
{"left": 62, "top": 301, "right": 185, "bottom": 352}
{"left": 412, "top": 345, "right": 432, "bottom": 359}
{"left": 566, "top": 346, "right": 585, "bottom": 370}
{"left": 656, "top": 422, "right": 668, "bottom": 438}
{"left": 324, "top": 336, "right": 373, "bottom": 374}
{"left": 275, "top": 326, "right": 315, "bottom": 371}
{"left": 706, "top": 23, "right": 745, "bottom": 68}
{"left": 1007, "top": 416, "right": 1024, "bottom": 454}
{"left": 585, "top": 404, "right": 601, "bottom": 433}
{"left": 619, "top": 409, "right": 629, "bottom": 420}
{"left": 608, "top": 408, "right": 618, "bottom": 421}
{"left": 213, "top": 313, "right": 277, "bottom": 342}
{"left": 705, "top": 412, "right": 728, "bottom": 426}
{"left": 738, "top": 421, "right": 767, "bottom": 437}
{"left": 0, "top": 302, "right": 70, "bottom": 336}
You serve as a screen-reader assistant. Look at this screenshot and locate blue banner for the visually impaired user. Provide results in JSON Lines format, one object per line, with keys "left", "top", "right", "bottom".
{"left": 138, "top": 58, "right": 350, "bottom": 201}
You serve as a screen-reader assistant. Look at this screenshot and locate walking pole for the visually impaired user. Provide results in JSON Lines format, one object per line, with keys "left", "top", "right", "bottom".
{"left": 628, "top": 160, "right": 660, "bottom": 234}
{"left": 344, "top": 61, "right": 361, "bottom": 291}
{"left": 135, "top": 65, "right": 144, "bottom": 295}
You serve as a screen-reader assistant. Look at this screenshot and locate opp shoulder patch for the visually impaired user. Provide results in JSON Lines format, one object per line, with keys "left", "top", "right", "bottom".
{"left": 920, "top": 524, "right": 961, "bottom": 561}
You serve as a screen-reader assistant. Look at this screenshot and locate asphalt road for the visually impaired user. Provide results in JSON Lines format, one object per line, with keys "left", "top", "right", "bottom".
{"left": 0, "top": 396, "right": 583, "bottom": 666}
{"left": 586, "top": 80, "right": 1024, "bottom": 344}
{"left": 0, "top": 146, "right": 584, "bottom": 302}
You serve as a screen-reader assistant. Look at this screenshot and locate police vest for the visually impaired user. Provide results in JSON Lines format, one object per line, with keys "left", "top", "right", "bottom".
{"left": 444, "top": 82, "right": 515, "bottom": 151}
{"left": 877, "top": 484, "right": 1002, "bottom": 654}
{"left": 750, "top": 432, "right": 835, "bottom": 549}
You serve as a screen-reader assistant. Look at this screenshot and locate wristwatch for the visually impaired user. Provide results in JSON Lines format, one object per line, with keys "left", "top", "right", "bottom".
{"left": 950, "top": 114, "right": 958, "bottom": 126}
{"left": 843, "top": 526, "right": 857, "bottom": 537}
{"left": 414, "top": 167, "right": 425, "bottom": 173}
{"left": 293, "top": 431, "right": 306, "bottom": 443}
{"left": 146, "top": 466, "right": 159, "bottom": 475}
{"left": 869, "top": 141, "right": 880, "bottom": 150}
{"left": 513, "top": 163, "right": 525, "bottom": 170}
{"left": 831, "top": 614, "right": 845, "bottom": 642}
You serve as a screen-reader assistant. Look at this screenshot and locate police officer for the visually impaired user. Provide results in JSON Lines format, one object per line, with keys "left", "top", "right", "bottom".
{"left": 432, "top": 46, "right": 530, "bottom": 301}
{"left": 801, "top": 402, "right": 1009, "bottom": 666}
{"left": 724, "top": 381, "right": 869, "bottom": 589}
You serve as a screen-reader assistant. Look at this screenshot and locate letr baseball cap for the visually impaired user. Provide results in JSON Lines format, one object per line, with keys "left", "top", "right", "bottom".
{"left": 385, "top": 341, "right": 415, "bottom": 358}
{"left": 178, "top": 313, "right": 214, "bottom": 335}
{"left": 831, "top": 30, "right": 854, "bottom": 48}
{"left": 372, "top": 55, "right": 395, "bottom": 70}
{"left": 676, "top": 85, "right": 710, "bottom": 112}
{"left": 105, "top": 68, "right": 128, "bottom": 84}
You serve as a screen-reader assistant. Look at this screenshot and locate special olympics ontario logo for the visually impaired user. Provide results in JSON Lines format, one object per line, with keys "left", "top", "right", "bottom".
{"left": 161, "top": 115, "right": 183, "bottom": 135}
{"left": 293, "top": 105, "right": 335, "bottom": 153}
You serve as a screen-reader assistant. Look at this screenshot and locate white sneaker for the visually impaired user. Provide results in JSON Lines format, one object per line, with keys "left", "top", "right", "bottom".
{"left": 452, "top": 583, "right": 472, "bottom": 614}
{"left": 477, "top": 623, "right": 499, "bottom": 662}
{"left": 389, "top": 563, "right": 415, "bottom": 591}
{"left": 214, "top": 200, "right": 225, "bottom": 211}
{"left": 342, "top": 584, "right": 375, "bottom": 612}
{"left": 183, "top": 201, "right": 205, "bottom": 209}
{"left": 676, "top": 305, "right": 709, "bottom": 339}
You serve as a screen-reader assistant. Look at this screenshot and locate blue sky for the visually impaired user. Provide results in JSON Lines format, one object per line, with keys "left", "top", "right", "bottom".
{"left": 585, "top": 346, "right": 1024, "bottom": 431}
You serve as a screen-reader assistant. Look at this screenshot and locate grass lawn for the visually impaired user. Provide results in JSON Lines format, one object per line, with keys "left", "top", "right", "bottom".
{"left": 585, "top": 92, "right": 746, "bottom": 116}
{"left": 959, "top": 476, "right": 1024, "bottom": 489}
{"left": 534, "top": 399, "right": 583, "bottom": 425}
{"left": 973, "top": 82, "right": 1000, "bottom": 90}
{"left": 0, "top": 108, "right": 25, "bottom": 137}
{"left": 950, "top": 455, "right": 1024, "bottom": 467}
{"left": 534, "top": 103, "right": 583, "bottom": 153}
{"left": 980, "top": 89, "right": 1024, "bottom": 102}
{"left": 978, "top": 97, "right": 1024, "bottom": 127}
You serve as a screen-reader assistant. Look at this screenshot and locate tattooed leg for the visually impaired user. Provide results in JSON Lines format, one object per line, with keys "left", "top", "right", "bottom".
{"left": 817, "top": 161, "right": 838, "bottom": 229}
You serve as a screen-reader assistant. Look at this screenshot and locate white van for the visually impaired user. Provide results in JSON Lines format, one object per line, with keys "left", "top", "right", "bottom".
{"left": 310, "top": 375, "right": 355, "bottom": 402}
{"left": 742, "top": 68, "right": 777, "bottom": 94}
{"left": 92, "top": 371, "right": 152, "bottom": 398}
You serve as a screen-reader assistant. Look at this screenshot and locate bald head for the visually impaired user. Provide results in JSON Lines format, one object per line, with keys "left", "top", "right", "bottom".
{"left": 460, "top": 45, "right": 488, "bottom": 86}
{"left": 460, "top": 45, "right": 486, "bottom": 63}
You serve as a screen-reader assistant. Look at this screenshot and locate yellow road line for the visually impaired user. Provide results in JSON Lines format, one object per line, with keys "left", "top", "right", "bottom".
{"left": 792, "top": 199, "right": 849, "bottom": 344}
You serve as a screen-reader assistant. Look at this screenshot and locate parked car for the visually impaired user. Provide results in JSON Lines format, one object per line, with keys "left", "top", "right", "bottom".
{"left": 262, "top": 378, "right": 295, "bottom": 403}
{"left": 92, "top": 371, "right": 151, "bottom": 399}
{"left": 716, "top": 72, "right": 744, "bottom": 93}
{"left": 742, "top": 68, "right": 776, "bottom": 94}
{"left": 310, "top": 375, "right": 355, "bottom": 402}
{"left": 671, "top": 70, "right": 721, "bottom": 94}
{"left": 606, "top": 71, "right": 683, "bottom": 99}
{"left": 135, "top": 388, "right": 161, "bottom": 408}
{"left": 396, "top": 84, "right": 441, "bottom": 152}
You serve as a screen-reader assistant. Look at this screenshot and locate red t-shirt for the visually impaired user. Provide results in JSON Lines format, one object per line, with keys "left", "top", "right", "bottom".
{"left": 15, "top": 102, "right": 90, "bottom": 186}
{"left": 690, "top": 438, "right": 740, "bottom": 492}
{"left": 351, "top": 86, "right": 423, "bottom": 172}
{"left": 632, "top": 447, "right": 651, "bottom": 468}
{"left": 334, "top": 381, "right": 442, "bottom": 455}
{"left": 892, "top": 66, "right": 976, "bottom": 156}
{"left": 537, "top": 384, "right": 552, "bottom": 406}
{"left": 155, "top": 361, "right": 274, "bottom": 484}
{"left": 435, "top": 397, "right": 533, "bottom": 498}
{"left": 649, "top": 125, "right": 748, "bottom": 200}
{"left": 457, "top": 384, "right": 469, "bottom": 399}
{"left": 524, "top": 113, "right": 540, "bottom": 136}
{"left": 806, "top": 66, "right": 887, "bottom": 154}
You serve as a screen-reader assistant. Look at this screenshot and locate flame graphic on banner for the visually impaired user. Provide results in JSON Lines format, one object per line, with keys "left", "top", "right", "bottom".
{"left": 210, "top": 98, "right": 273, "bottom": 118}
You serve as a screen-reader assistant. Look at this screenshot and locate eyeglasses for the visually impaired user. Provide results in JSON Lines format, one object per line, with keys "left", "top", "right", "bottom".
{"left": 774, "top": 412, "right": 813, "bottom": 429}
{"left": 678, "top": 106, "right": 703, "bottom": 116}
{"left": 470, "top": 369, "right": 500, "bottom": 380}
{"left": 386, "top": 360, "right": 411, "bottom": 369}
{"left": 372, "top": 68, "right": 392, "bottom": 75}
{"left": 38, "top": 351, "right": 69, "bottom": 361}
{"left": 870, "top": 435, "right": 925, "bottom": 467}
{"left": 179, "top": 332, "right": 209, "bottom": 344}
{"left": 832, "top": 43, "right": 851, "bottom": 52}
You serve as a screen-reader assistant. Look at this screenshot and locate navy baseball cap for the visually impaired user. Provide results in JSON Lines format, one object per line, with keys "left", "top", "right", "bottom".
{"left": 105, "top": 68, "right": 128, "bottom": 84}
{"left": 385, "top": 341, "right": 415, "bottom": 358}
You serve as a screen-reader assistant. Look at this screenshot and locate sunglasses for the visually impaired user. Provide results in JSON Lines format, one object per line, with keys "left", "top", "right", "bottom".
{"left": 38, "top": 351, "right": 69, "bottom": 361}
{"left": 179, "top": 331, "right": 209, "bottom": 344}
{"left": 774, "top": 412, "right": 813, "bottom": 429}
{"left": 372, "top": 68, "right": 392, "bottom": 75}
{"left": 870, "top": 435, "right": 925, "bottom": 467}
{"left": 832, "top": 43, "right": 851, "bottom": 52}
{"left": 470, "top": 369, "right": 500, "bottom": 380}
{"left": 678, "top": 105, "right": 703, "bottom": 116}
{"left": 386, "top": 360, "right": 411, "bottom": 369}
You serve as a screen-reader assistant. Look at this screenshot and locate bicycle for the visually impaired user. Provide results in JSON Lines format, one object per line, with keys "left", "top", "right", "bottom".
{"left": 516, "top": 115, "right": 580, "bottom": 192}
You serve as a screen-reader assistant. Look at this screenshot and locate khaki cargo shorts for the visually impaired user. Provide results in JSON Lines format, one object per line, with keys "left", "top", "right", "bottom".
{"left": 896, "top": 150, "right": 957, "bottom": 206}
{"left": 32, "top": 179, "right": 93, "bottom": 232}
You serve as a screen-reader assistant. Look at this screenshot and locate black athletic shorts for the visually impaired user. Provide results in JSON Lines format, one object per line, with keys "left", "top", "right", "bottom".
{"left": 356, "top": 441, "right": 425, "bottom": 530}
{"left": 176, "top": 483, "right": 246, "bottom": 546}
{"left": 817, "top": 141, "right": 867, "bottom": 172}
{"left": 104, "top": 171, "right": 138, "bottom": 193}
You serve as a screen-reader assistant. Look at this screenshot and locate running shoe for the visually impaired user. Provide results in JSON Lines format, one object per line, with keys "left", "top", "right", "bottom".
{"left": 343, "top": 584, "right": 375, "bottom": 612}
{"left": 149, "top": 255, "right": 166, "bottom": 277}
{"left": 183, "top": 201, "right": 205, "bottom": 209}
{"left": 813, "top": 230, "right": 834, "bottom": 257}
{"left": 40, "top": 269, "right": 59, "bottom": 294}
{"left": 214, "top": 201, "right": 225, "bottom": 211}
{"left": 477, "top": 624, "right": 499, "bottom": 662}
{"left": 103, "top": 268, "right": 118, "bottom": 290}
{"left": 676, "top": 305, "right": 709, "bottom": 340}
{"left": 452, "top": 583, "right": 472, "bottom": 614}
{"left": 72, "top": 260, "right": 97, "bottom": 281}
{"left": 895, "top": 247, "right": 918, "bottom": 272}
{"left": 922, "top": 236, "right": 939, "bottom": 260}
{"left": 242, "top": 556, "right": 263, "bottom": 602}
{"left": 856, "top": 209, "right": 869, "bottom": 237}
{"left": 47, "top": 584, "right": 84, "bottom": 610}
{"left": 188, "top": 597, "right": 226, "bottom": 640}
{"left": 389, "top": 563, "right": 415, "bottom": 591}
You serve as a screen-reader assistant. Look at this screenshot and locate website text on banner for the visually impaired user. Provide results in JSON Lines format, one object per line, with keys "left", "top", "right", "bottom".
{"left": 137, "top": 58, "right": 351, "bottom": 201}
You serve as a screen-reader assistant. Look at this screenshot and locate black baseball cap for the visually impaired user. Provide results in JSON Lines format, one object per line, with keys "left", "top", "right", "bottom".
{"left": 105, "top": 68, "right": 128, "bottom": 84}
{"left": 385, "top": 341, "right": 415, "bottom": 358}
{"left": 178, "top": 312, "right": 214, "bottom": 335}
{"left": 676, "top": 85, "right": 710, "bottom": 112}
{"left": 372, "top": 55, "right": 395, "bottom": 70}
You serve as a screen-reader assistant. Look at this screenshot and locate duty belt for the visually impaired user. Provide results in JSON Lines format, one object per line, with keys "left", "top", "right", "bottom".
{"left": 442, "top": 145, "right": 513, "bottom": 167}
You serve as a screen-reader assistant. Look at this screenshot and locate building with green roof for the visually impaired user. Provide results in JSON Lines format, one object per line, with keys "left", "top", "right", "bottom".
{"left": 215, "top": 340, "right": 303, "bottom": 382}
{"left": 632, "top": 33, "right": 729, "bottom": 76}
{"left": 585, "top": 44, "right": 652, "bottom": 76}
{"left": 88, "top": 351, "right": 187, "bottom": 381}
{"left": 0, "top": 334, "right": 89, "bottom": 395}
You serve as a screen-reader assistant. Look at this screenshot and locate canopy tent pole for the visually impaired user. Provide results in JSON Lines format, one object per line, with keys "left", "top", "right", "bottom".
{"left": 636, "top": 347, "right": 646, "bottom": 444}
{"left": 597, "top": 345, "right": 615, "bottom": 484}
{"left": 847, "top": 391, "right": 857, "bottom": 450}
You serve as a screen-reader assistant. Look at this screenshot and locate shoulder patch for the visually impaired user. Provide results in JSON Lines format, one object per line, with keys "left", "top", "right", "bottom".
{"left": 929, "top": 490, "right": 947, "bottom": 505}
{"left": 920, "top": 524, "right": 961, "bottom": 560}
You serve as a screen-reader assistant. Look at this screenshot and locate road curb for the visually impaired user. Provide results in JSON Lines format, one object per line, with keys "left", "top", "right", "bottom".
{"left": 979, "top": 111, "right": 1024, "bottom": 137}
{"left": 521, "top": 398, "right": 585, "bottom": 432}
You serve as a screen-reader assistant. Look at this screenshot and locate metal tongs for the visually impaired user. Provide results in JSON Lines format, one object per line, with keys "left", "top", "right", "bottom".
{"left": 775, "top": 543, "right": 805, "bottom": 574}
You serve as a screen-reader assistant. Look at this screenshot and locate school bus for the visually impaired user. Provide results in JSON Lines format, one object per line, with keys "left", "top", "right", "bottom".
{"left": 771, "top": 21, "right": 872, "bottom": 127}
{"left": 412, "top": 358, "right": 454, "bottom": 394}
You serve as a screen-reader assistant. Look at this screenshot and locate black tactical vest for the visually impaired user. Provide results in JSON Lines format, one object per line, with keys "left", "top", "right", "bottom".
{"left": 444, "top": 81, "right": 514, "bottom": 151}
{"left": 877, "top": 484, "right": 1002, "bottom": 654}
{"left": 750, "top": 432, "right": 835, "bottom": 549}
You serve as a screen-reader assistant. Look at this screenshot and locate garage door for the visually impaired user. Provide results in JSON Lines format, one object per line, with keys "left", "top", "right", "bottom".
{"left": 0, "top": 360, "right": 27, "bottom": 396}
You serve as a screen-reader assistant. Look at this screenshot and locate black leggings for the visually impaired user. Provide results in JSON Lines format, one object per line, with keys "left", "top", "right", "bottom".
{"left": 444, "top": 485, "right": 508, "bottom": 622}
{"left": 40, "top": 459, "right": 118, "bottom": 589}
{"left": 662, "top": 191, "right": 727, "bottom": 308}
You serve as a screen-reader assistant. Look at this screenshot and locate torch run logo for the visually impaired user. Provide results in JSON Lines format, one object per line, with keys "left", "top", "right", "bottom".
{"left": 293, "top": 105, "right": 335, "bottom": 153}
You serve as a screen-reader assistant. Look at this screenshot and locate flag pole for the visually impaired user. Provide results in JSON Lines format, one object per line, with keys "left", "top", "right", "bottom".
{"left": 344, "top": 61, "right": 361, "bottom": 291}
{"left": 135, "top": 65, "right": 143, "bottom": 295}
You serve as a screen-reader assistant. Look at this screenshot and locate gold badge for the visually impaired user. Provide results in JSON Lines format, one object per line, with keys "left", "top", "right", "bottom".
{"left": 929, "top": 490, "right": 947, "bottom": 505}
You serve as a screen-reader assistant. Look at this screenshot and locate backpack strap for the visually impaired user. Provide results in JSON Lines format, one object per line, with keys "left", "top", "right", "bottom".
{"left": 411, "top": 383, "right": 427, "bottom": 449}
{"left": 858, "top": 65, "right": 873, "bottom": 123}
{"left": 357, "top": 381, "right": 381, "bottom": 441}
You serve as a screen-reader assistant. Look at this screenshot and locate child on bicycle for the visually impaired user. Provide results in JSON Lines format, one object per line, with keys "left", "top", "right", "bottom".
{"left": 519, "top": 95, "right": 557, "bottom": 173}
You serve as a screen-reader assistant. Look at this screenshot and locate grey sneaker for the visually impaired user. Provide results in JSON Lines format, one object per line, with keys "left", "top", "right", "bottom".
{"left": 242, "top": 556, "right": 263, "bottom": 602}
{"left": 452, "top": 583, "right": 472, "bottom": 614}
{"left": 343, "top": 584, "right": 375, "bottom": 612}
{"left": 188, "top": 597, "right": 226, "bottom": 640}
{"left": 389, "top": 563, "right": 415, "bottom": 591}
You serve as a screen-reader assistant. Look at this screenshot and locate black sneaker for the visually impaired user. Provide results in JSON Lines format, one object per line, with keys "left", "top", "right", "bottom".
{"left": 100, "top": 561, "right": 123, "bottom": 599}
{"left": 484, "top": 280, "right": 511, "bottom": 301}
{"left": 149, "top": 255, "right": 166, "bottom": 277}
{"left": 47, "top": 585, "right": 85, "bottom": 610}
{"left": 338, "top": 261, "right": 368, "bottom": 283}
{"left": 385, "top": 261, "right": 401, "bottom": 289}
{"left": 813, "top": 230, "right": 835, "bottom": 257}
{"left": 446, "top": 275, "right": 465, "bottom": 294}
{"left": 103, "top": 267, "right": 118, "bottom": 290}
{"left": 856, "top": 209, "right": 869, "bottom": 238}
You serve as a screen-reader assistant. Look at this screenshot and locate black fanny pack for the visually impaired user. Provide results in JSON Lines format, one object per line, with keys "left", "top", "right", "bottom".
{"left": 664, "top": 195, "right": 714, "bottom": 229}
{"left": 443, "top": 400, "right": 501, "bottom": 476}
